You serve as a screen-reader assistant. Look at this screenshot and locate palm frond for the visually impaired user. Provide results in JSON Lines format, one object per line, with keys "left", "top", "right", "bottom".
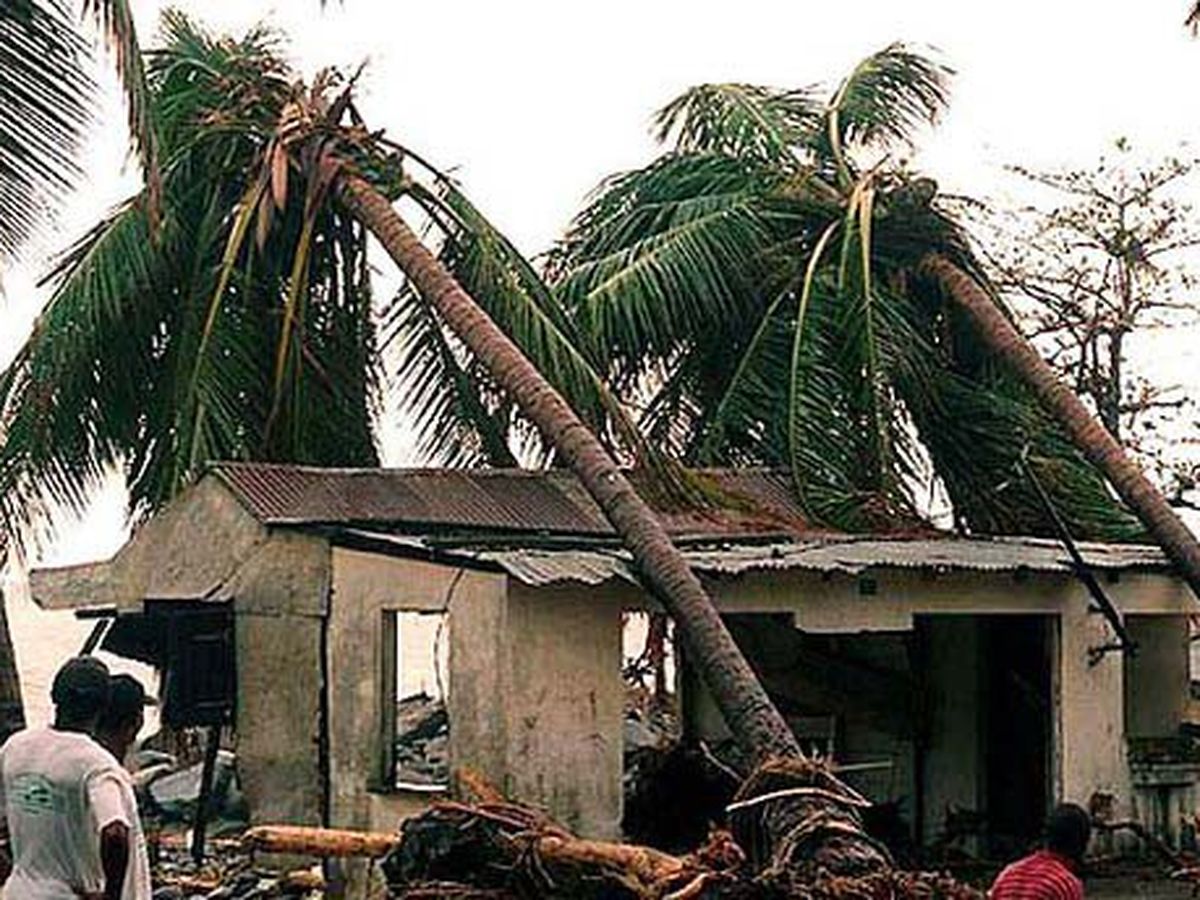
{"left": 555, "top": 154, "right": 779, "bottom": 372}
{"left": 385, "top": 284, "right": 517, "bottom": 467}
{"left": 824, "top": 44, "right": 951, "bottom": 157}
{"left": 0, "top": 0, "right": 92, "bottom": 260}
{"left": 653, "top": 83, "right": 821, "bottom": 166}
{"left": 82, "top": 0, "right": 162, "bottom": 223}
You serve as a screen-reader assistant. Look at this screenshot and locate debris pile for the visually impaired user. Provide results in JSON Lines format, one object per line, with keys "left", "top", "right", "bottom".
{"left": 376, "top": 772, "right": 983, "bottom": 899}
{"left": 149, "top": 833, "right": 323, "bottom": 899}
{"left": 395, "top": 694, "right": 449, "bottom": 788}
{"left": 145, "top": 749, "right": 248, "bottom": 830}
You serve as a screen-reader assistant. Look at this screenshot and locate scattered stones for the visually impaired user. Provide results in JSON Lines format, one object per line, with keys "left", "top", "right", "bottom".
{"left": 395, "top": 694, "right": 449, "bottom": 787}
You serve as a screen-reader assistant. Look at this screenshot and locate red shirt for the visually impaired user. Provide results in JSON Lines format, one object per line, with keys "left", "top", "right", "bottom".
{"left": 990, "top": 851, "right": 1084, "bottom": 899}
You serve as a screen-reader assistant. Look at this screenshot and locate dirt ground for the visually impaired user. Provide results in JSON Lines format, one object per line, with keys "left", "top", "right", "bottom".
{"left": 1089, "top": 877, "right": 1194, "bottom": 897}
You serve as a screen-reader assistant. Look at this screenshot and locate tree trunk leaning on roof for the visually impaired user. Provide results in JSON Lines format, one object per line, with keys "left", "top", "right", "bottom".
{"left": 337, "top": 174, "right": 799, "bottom": 764}
{"left": 922, "top": 253, "right": 1200, "bottom": 596}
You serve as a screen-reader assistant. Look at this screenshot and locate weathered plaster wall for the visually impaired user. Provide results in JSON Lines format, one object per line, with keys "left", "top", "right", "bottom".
{"left": 1125, "top": 615, "right": 1190, "bottom": 740}
{"left": 326, "top": 551, "right": 623, "bottom": 844}
{"left": 700, "top": 567, "right": 1191, "bottom": 624}
{"left": 233, "top": 531, "right": 329, "bottom": 831}
{"left": 448, "top": 565, "right": 509, "bottom": 793}
{"left": 327, "top": 549, "right": 505, "bottom": 834}
{"left": 1059, "top": 599, "right": 1130, "bottom": 818}
{"left": 503, "top": 582, "right": 624, "bottom": 839}
{"left": 31, "top": 477, "right": 268, "bottom": 612}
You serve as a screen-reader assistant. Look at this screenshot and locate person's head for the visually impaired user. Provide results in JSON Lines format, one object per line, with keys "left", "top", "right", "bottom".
{"left": 1046, "top": 802, "right": 1092, "bottom": 863}
{"left": 51, "top": 656, "right": 111, "bottom": 732}
{"left": 95, "top": 674, "right": 147, "bottom": 762}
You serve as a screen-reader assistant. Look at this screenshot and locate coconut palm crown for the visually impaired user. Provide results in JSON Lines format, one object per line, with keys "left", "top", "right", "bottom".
{"left": 551, "top": 46, "right": 1143, "bottom": 540}
{"left": 0, "top": 12, "right": 620, "bottom": 548}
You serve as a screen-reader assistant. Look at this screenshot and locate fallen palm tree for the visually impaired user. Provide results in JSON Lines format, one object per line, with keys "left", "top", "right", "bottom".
{"left": 379, "top": 785, "right": 982, "bottom": 899}
{"left": 242, "top": 772, "right": 981, "bottom": 899}
{"left": 243, "top": 824, "right": 399, "bottom": 858}
{"left": 379, "top": 801, "right": 979, "bottom": 897}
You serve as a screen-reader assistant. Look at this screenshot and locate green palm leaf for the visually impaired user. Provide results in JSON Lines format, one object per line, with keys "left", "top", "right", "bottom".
{"left": 654, "top": 83, "right": 821, "bottom": 166}
{"left": 0, "top": 0, "right": 91, "bottom": 260}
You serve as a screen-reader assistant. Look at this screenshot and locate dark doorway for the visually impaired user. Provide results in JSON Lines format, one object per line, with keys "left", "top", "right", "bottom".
{"left": 982, "top": 615, "right": 1054, "bottom": 859}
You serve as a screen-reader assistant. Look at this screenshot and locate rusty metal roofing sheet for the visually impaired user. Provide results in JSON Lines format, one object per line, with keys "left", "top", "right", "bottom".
{"left": 212, "top": 463, "right": 820, "bottom": 538}
{"left": 329, "top": 528, "right": 1172, "bottom": 587}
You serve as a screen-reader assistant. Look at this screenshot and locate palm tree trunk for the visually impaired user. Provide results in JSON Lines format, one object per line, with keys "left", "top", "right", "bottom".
{"left": 339, "top": 176, "right": 897, "bottom": 881}
{"left": 337, "top": 175, "right": 798, "bottom": 765}
{"left": 922, "top": 253, "right": 1200, "bottom": 596}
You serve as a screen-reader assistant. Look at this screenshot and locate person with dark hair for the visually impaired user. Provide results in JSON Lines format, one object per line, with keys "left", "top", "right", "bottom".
{"left": 95, "top": 675, "right": 148, "bottom": 766}
{"left": 990, "top": 803, "right": 1092, "bottom": 899}
{"left": 0, "top": 657, "right": 151, "bottom": 900}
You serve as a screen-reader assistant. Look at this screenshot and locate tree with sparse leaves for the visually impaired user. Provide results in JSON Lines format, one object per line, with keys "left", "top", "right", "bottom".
{"left": 978, "top": 143, "right": 1200, "bottom": 508}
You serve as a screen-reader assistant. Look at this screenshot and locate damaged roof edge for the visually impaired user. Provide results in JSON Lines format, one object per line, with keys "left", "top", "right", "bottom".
{"left": 322, "top": 527, "right": 1174, "bottom": 589}
{"left": 320, "top": 526, "right": 509, "bottom": 575}
{"left": 210, "top": 462, "right": 820, "bottom": 539}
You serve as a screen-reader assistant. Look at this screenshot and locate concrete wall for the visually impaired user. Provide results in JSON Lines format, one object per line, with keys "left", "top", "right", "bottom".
{"left": 327, "top": 549, "right": 504, "bottom": 834}
{"left": 32, "top": 477, "right": 269, "bottom": 612}
{"left": 326, "top": 551, "right": 624, "bottom": 841}
{"left": 1125, "top": 615, "right": 1190, "bottom": 740}
{"left": 699, "top": 567, "right": 1191, "bottom": 623}
{"left": 448, "top": 564, "right": 510, "bottom": 793}
{"left": 1058, "top": 599, "right": 1130, "bottom": 818}
{"left": 502, "top": 582, "right": 624, "bottom": 839}
{"left": 232, "top": 531, "right": 330, "bottom": 830}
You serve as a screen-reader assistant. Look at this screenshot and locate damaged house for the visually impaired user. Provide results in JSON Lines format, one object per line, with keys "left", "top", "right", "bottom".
{"left": 29, "top": 462, "right": 1200, "bottom": 857}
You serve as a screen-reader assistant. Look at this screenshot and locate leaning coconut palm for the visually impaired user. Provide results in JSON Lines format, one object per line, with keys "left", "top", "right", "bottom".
{"left": 552, "top": 47, "right": 1165, "bottom": 553}
{"left": 0, "top": 10, "right": 818, "bottom": 803}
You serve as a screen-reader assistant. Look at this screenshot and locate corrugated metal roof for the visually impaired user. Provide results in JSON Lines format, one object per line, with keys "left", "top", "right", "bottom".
{"left": 212, "top": 463, "right": 825, "bottom": 539}
{"left": 329, "top": 528, "right": 1172, "bottom": 587}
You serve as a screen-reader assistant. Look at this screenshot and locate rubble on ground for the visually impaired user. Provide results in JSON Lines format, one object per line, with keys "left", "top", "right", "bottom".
{"left": 395, "top": 693, "right": 449, "bottom": 787}
{"left": 150, "top": 832, "right": 324, "bottom": 899}
{"left": 146, "top": 749, "right": 249, "bottom": 831}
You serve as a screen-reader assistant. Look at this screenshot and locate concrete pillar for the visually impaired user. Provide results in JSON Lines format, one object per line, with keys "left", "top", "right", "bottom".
{"left": 447, "top": 574, "right": 510, "bottom": 790}
{"left": 232, "top": 533, "right": 330, "bottom": 831}
{"left": 1058, "top": 595, "right": 1131, "bottom": 817}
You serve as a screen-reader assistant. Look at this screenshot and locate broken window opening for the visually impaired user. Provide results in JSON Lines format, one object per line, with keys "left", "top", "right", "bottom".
{"left": 622, "top": 612, "right": 679, "bottom": 744}
{"left": 380, "top": 610, "right": 449, "bottom": 792}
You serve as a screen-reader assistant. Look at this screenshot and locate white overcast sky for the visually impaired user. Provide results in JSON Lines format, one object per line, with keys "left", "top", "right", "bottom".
{"left": 7, "top": 1, "right": 1200, "bottom": 710}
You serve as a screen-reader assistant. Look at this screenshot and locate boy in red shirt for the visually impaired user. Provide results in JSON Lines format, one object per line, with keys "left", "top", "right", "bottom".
{"left": 990, "top": 803, "right": 1091, "bottom": 899}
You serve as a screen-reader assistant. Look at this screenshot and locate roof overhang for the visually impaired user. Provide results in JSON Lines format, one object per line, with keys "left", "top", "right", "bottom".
{"left": 30, "top": 476, "right": 267, "bottom": 612}
{"left": 324, "top": 527, "right": 1174, "bottom": 588}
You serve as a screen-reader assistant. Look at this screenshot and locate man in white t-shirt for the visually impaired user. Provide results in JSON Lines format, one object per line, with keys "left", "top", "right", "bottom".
{"left": 0, "top": 657, "right": 150, "bottom": 900}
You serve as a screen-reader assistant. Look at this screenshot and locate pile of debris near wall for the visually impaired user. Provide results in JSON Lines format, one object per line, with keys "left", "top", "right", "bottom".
{"left": 240, "top": 766, "right": 985, "bottom": 900}
{"left": 377, "top": 795, "right": 982, "bottom": 899}
{"left": 149, "top": 833, "right": 324, "bottom": 899}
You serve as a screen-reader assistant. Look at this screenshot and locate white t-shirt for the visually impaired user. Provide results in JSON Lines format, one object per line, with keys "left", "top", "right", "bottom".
{"left": 0, "top": 728, "right": 151, "bottom": 900}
